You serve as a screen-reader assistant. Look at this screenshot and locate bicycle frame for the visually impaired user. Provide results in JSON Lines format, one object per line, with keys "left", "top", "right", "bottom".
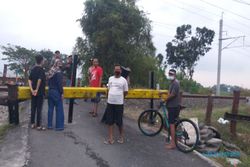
{"left": 160, "top": 102, "right": 183, "bottom": 141}
{"left": 159, "top": 101, "right": 172, "bottom": 143}
{"left": 161, "top": 102, "right": 170, "bottom": 129}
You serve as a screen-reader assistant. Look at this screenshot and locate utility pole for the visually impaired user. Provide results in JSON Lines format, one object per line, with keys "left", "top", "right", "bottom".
{"left": 216, "top": 13, "right": 223, "bottom": 96}
{"left": 216, "top": 13, "right": 247, "bottom": 95}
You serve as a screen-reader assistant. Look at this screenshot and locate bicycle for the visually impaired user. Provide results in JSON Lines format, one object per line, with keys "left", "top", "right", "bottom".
{"left": 138, "top": 99, "right": 199, "bottom": 153}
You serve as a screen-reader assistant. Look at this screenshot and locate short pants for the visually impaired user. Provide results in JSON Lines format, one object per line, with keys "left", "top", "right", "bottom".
{"left": 102, "top": 103, "right": 124, "bottom": 127}
{"left": 91, "top": 93, "right": 101, "bottom": 103}
{"left": 167, "top": 106, "right": 180, "bottom": 124}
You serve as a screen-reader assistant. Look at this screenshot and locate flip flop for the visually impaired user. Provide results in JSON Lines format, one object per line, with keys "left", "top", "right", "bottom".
{"left": 92, "top": 113, "right": 98, "bottom": 117}
{"left": 31, "top": 124, "right": 36, "bottom": 129}
{"left": 117, "top": 138, "right": 124, "bottom": 144}
{"left": 41, "top": 126, "right": 46, "bottom": 131}
{"left": 104, "top": 139, "right": 115, "bottom": 145}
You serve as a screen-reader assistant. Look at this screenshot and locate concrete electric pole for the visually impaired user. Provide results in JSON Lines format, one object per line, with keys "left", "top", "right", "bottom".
{"left": 216, "top": 14, "right": 223, "bottom": 96}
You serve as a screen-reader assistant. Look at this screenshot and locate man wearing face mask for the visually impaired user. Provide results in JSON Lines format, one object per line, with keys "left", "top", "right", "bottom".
{"left": 165, "top": 69, "right": 180, "bottom": 149}
{"left": 103, "top": 64, "right": 128, "bottom": 144}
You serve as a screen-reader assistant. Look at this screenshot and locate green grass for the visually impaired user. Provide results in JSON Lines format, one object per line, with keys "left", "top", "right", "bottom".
{"left": 180, "top": 105, "right": 250, "bottom": 167}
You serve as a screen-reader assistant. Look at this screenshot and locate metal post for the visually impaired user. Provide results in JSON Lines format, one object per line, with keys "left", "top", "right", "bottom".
{"left": 7, "top": 84, "right": 19, "bottom": 125}
{"left": 68, "top": 54, "right": 78, "bottom": 123}
{"left": 3, "top": 64, "right": 7, "bottom": 84}
{"left": 150, "top": 71, "right": 155, "bottom": 109}
{"left": 205, "top": 95, "right": 213, "bottom": 125}
{"left": 216, "top": 14, "right": 223, "bottom": 95}
{"left": 230, "top": 90, "right": 240, "bottom": 137}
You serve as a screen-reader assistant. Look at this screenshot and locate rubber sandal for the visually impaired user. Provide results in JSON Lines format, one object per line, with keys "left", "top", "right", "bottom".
{"left": 31, "top": 124, "right": 36, "bottom": 129}
{"left": 92, "top": 113, "right": 98, "bottom": 117}
{"left": 104, "top": 139, "right": 115, "bottom": 145}
{"left": 117, "top": 138, "right": 124, "bottom": 144}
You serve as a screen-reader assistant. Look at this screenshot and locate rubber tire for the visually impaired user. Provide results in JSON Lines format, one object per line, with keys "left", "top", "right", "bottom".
{"left": 138, "top": 110, "right": 163, "bottom": 137}
{"left": 175, "top": 118, "right": 199, "bottom": 153}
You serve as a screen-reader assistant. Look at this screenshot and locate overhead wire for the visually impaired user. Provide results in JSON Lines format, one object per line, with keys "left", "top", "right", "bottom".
{"left": 199, "top": 0, "right": 250, "bottom": 21}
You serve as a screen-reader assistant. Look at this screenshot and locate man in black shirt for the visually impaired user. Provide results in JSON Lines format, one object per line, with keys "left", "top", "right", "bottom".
{"left": 28, "top": 55, "right": 46, "bottom": 130}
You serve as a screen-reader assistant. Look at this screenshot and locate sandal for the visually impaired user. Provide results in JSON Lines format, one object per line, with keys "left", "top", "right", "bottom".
{"left": 117, "top": 137, "right": 124, "bottom": 144}
{"left": 31, "top": 124, "right": 36, "bottom": 129}
{"left": 104, "top": 139, "right": 115, "bottom": 145}
{"left": 92, "top": 113, "right": 98, "bottom": 117}
{"left": 37, "top": 126, "right": 46, "bottom": 131}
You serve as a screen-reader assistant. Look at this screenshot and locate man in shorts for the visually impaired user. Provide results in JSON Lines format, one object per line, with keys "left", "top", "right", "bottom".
{"left": 164, "top": 69, "right": 180, "bottom": 149}
{"left": 103, "top": 64, "right": 128, "bottom": 144}
{"left": 89, "top": 58, "right": 103, "bottom": 117}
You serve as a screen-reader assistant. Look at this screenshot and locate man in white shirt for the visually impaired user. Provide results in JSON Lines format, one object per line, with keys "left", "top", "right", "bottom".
{"left": 103, "top": 64, "right": 128, "bottom": 144}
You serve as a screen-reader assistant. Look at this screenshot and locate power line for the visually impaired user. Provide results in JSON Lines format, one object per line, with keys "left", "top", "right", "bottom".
{"left": 176, "top": 0, "right": 250, "bottom": 30}
{"left": 227, "top": 48, "right": 250, "bottom": 59}
{"left": 162, "top": 0, "right": 217, "bottom": 22}
{"left": 199, "top": 0, "right": 250, "bottom": 21}
{"left": 176, "top": 0, "right": 221, "bottom": 18}
{"left": 232, "top": 0, "right": 250, "bottom": 6}
{"left": 153, "top": 22, "right": 177, "bottom": 29}
{"left": 223, "top": 24, "right": 250, "bottom": 37}
{"left": 175, "top": 0, "right": 250, "bottom": 36}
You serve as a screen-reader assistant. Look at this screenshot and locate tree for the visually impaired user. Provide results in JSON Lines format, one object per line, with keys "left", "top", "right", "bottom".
{"left": 1, "top": 44, "right": 36, "bottom": 84}
{"left": 39, "top": 49, "right": 54, "bottom": 72}
{"left": 75, "top": 0, "right": 156, "bottom": 86}
{"left": 39, "top": 49, "right": 67, "bottom": 73}
{"left": 165, "top": 25, "right": 215, "bottom": 79}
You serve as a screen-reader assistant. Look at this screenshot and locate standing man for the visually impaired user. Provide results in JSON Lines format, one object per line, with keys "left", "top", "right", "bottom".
{"left": 28, "top": 55, "right": 46, "bottom": 130}
{"left": 64, "top": 55, "right": 73, "bottom": 104}
{"left": 89, "top": 58, "right": 103, "bottom": 117}
{"left": 103, "top": 64, "right": 128, "bottom": 144}
{"left": 121, "top": 66, "right": 131, "bottom": 86}
{"left": 87, "top": 58, "right": 94, "bottom": 83}
{"left": 163, "top": 69, "right": 180, "bottom": 149}
{"left": 54, "top": 50, "right": 61, "bottom": 59}
{"left": 51, "top": 50, "right": 61, "bottom": 67}
{"left": 64, "top": 55, "right": 73, "bottom": 87}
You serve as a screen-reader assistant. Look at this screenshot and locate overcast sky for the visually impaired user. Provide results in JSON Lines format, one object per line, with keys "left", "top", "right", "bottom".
{"left": 0, "top": 0, "right": 250, "bottom": 88}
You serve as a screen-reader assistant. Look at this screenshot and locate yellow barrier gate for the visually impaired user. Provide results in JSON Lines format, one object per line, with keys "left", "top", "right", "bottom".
{"left": 18, "top": 87, "right": 169, "bottom": 100}
{"left": 5, "top": 86, "right": 169, "bottom": 124}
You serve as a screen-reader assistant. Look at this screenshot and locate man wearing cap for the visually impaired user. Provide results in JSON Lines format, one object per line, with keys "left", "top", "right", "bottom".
{"left": 163, "top": 69, "right": 180, "bottom": 149}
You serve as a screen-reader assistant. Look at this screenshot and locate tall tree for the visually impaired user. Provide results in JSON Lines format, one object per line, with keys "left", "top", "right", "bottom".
{"left": 165, "top": 24, "right": 215, "bottom": 79}
{"left": 75, "top": 0, "right": 156, "bottom": 86}
{"left": 1, "top": 44, "right": 36, "bottom": 84}
{"left": 39, "top": 49, "right": 54, "bottom": 72}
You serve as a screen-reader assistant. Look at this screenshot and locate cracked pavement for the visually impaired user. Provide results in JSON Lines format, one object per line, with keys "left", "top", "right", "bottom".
{"left": 0, "top": 100, "right": 214, "bottom": 167}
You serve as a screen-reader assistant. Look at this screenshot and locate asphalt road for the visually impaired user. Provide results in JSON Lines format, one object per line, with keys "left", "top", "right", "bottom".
{"left": 25, "top": 100, "right": 213, "bottom": 167}
{"left": 0, "top": 100, "right": 214, "bottom": 167}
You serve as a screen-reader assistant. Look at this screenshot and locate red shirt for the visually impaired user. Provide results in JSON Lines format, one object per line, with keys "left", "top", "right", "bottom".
{"left": 89, "top": 66, "right": 103, "bottom": 87}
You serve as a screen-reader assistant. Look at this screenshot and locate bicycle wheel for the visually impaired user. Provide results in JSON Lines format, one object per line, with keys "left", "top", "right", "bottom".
{"left": 175, "top": 118, "right": 199, "bottom": 153}
{"left": 138, "top": 110, "right": 163, "bottom": 137}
